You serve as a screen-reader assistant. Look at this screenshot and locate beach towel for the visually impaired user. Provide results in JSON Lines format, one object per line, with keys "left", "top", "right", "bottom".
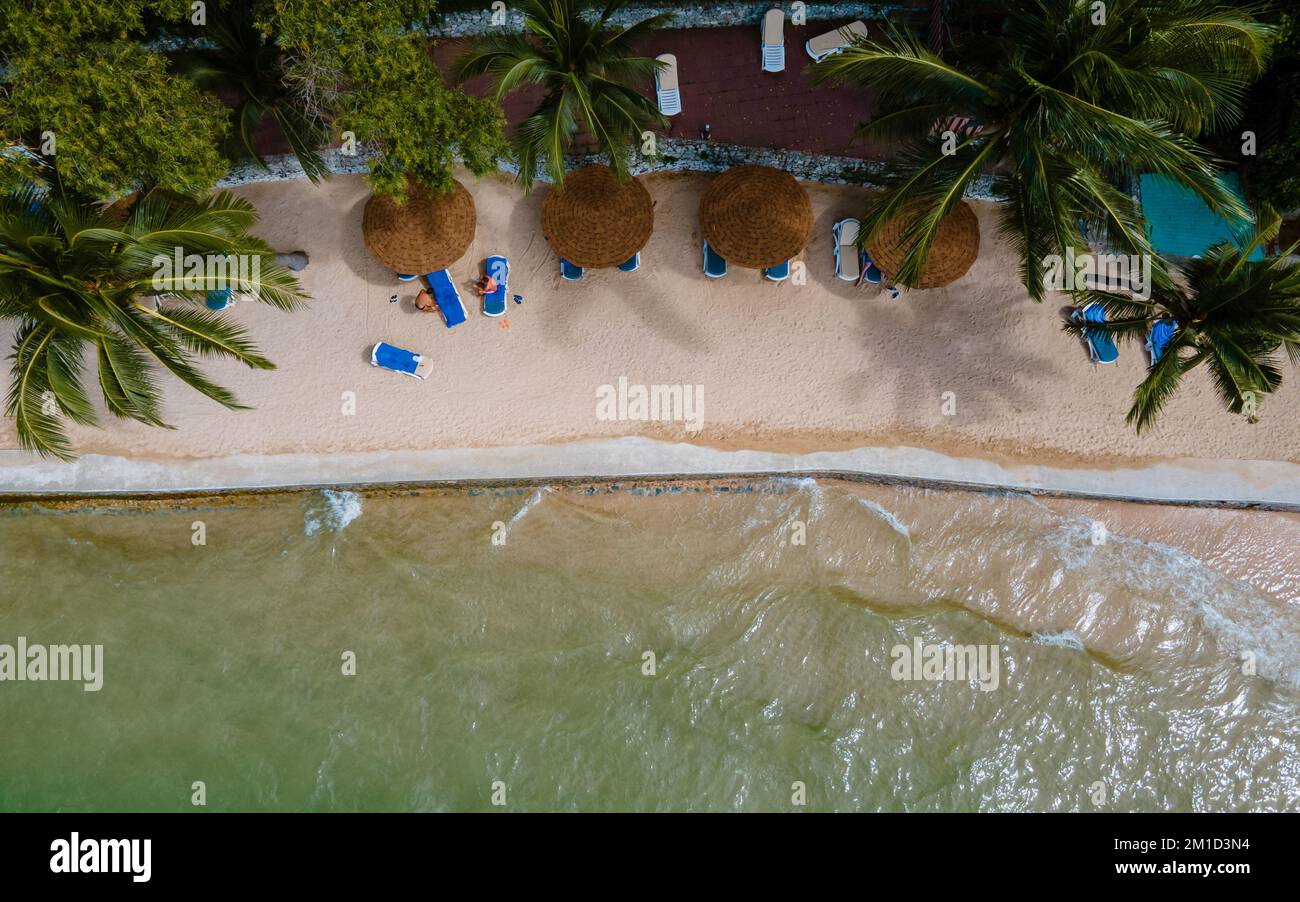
{"left": 483, "top": 255, "right": 508, "bottom": 317}
{"left": 1074, "top": 302, "right": 1119, "bottom": 364}
{"left": 806, "top": 20, "right": 868, "bottom": 62}
{"left": 371, "top": 342, "right": 432, "bottom": 379}
{"left": 703, "top": 241, "right": 727, "bottom": 278}
{"left": 761, "top": 8, "right": 785, "bottom": 72}
{"left": 655, "top": 54, "right": 682, "bottom": 116}
{"left": 423, "top": 269, "right": 466, "bottom": 328}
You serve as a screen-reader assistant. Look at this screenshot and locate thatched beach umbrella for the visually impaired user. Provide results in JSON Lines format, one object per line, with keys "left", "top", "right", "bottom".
{"left": 698, "top": 165, "right": 813, "bottom": 269}
{"left": 362, "top": 179, "right": 476, "bottom": 274}
{"left": 541, "top": 165, "right": 654, "bottom": 268}
{"left": 866, "top": 201, "right": 980, "bottom": 289}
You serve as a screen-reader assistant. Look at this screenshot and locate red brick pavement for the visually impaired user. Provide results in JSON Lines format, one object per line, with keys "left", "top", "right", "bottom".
{"left": 436, "top": 22, "right": 886, "bottom": 160}
{"left": 256, "top": 23, "right": 887, "bottom": 162}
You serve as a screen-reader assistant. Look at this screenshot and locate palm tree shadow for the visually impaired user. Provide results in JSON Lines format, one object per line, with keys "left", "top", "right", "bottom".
{"left": 833, "top": 223, "right": 1070, "bottom": 430}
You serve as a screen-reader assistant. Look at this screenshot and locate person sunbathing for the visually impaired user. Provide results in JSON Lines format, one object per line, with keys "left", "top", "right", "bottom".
{"left": 474, "top": 274, "right": 499, "bottom": 296}
{"left": 414, "top": 289, "right": 436, "bottom": 312}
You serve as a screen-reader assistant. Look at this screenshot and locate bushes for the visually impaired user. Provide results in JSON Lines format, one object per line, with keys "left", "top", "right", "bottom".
{"left": 0, "top": 1, "right": 230, "bottom": 198}
{"left": 0, "top": 0, "right": 507, "bottom": 200}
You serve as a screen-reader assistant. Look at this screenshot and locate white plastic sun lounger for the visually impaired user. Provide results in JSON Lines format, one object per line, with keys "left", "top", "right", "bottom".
{"left": 834, "top": 219, "right": 861, "bottom": 282}
{"left": 761, "top": 8, "right": 785, "bottom": 73}
{"left": 805, "top": 20, "right": 868, "bottom": 62}
{"left": 655, "top": 53, "right": 682, "bottom": 116}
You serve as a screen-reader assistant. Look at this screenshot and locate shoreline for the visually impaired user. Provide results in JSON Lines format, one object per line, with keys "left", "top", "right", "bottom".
{"left": 3, "top": 437, "right": 1299, "bottom": 510}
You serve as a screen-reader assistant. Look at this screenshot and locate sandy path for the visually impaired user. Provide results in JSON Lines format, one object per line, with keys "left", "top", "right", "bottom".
{"left": 2, "top": 169, "right": 1298, "bottom": 466}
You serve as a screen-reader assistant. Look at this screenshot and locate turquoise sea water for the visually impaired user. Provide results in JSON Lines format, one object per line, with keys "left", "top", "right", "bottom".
{"left": 0, "top": 481, "right": 1297, "bottom": 812}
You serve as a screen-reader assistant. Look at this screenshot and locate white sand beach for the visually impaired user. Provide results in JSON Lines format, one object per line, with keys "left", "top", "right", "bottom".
{"left": 2, "top": 169, "right": 1299, "bottom": 477}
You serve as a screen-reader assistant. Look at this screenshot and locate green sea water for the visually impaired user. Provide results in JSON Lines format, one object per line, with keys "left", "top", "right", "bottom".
{"left": 0, "top": 480, "right": 1297, "bottom": 812}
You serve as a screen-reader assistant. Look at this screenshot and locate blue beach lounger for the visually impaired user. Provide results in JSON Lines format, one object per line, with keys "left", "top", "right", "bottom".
{"left": 1073, "top": 302, "right": 1119, "bottom": 364}
{"left": 1147, "top": 318, "right": 1177, "bottom": 366}
{"left": 864, "top": 253, "right": 882, "bottom": 285}
{"left": 763, "top": 260, "right": 790, "bottom": 282}
{"left": 423, "top": 269, "right": 466, "bottom": 328}
{"left": 395, "top": 273, "right": 419, "bottom": 282}
{"left": 206, "top": 287, "right": 233, "bottom": 310}
{"left": 618, "top": 253, "right": 641, "bottom": 273}
{"left": 703, "top": 241, "right": 727, "bottom": 278}
{"left": 371, "top": 342, "right": 432, "bottom": 379}
{"left": 560, "top": 259, "right": 584, "bottom": 281}
{"left": 482, "top": 255, "right": 508, "bottom": 317}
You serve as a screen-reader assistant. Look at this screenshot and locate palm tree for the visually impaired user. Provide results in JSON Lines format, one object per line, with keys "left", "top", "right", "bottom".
{"left": 179, "top": 0, "right": 330, "bottom": 181}
{"left": 812, "top": 0, "right": 1271, "bottom": 298}
{"left": 1065, "top": 210, "right": 1300, "bottom": 432}
{"left": 0, "top": 179, "right": 307, "bottom": 459}
{"left": 453, "top": 0, "right": 671, "bottom": 189}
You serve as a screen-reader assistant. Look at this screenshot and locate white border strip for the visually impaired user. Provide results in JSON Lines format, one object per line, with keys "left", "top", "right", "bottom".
{"left": 3, "top": 438, "right": 1298, "bottom": 508}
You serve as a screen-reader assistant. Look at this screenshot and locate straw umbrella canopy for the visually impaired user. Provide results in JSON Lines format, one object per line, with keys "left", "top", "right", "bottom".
{"left": 541, "top": 165, "right": 654, "bottom": 268}
{"left": 866, "top": 201, "right": 980, "bottom": 289}
{"left": 698, "top": 165, "right": 813, "bottom": 269}
{"left": 362, "top": 179, "right": 476, "bottom": 274}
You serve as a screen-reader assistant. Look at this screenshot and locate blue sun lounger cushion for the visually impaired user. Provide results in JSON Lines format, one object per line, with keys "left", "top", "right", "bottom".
{"left": 1074, "top": 301, "right": 1119, "bottom": 364}
{"left": 703, "top": 241, "right": 727, "bottom": 278}
{"left": 863, "top": 251, "right": 882, "bottom": 285}
{"left": 371, "top": 342, "right": 432, "bottom": 379}
{"left": 763, "top": 260, "right": 790, "bottom": 282}
{"left": 423, "top": 269, "right": 466, "bottom": 328}
{"left": 1148, "top": 318, "right": 1177, "bottom": 366}
{"left": 560, "top": 259, "right": 584, "bottom": 281}
{"left": 206, "top": 287, "right": 233, "bottom": 310}
{"left": 618, "top": 253, "right": 641, "bottom": 272}
{"left": 483, "top": 255, "right": 508, "bottom": 317}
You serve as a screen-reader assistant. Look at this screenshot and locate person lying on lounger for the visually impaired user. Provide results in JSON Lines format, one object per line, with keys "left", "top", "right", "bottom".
{"left": 415, "top": 288, "right": 437, "bottom": 313}
{"left": 474, "top": 274, "right": 499, "bottom": 296}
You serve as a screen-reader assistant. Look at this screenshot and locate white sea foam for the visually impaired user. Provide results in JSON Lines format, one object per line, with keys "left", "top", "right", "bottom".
{"left": 1044, "top": 510, "right": 1300, "bottom": 688}
{"left": 854, "top": 497, "right": 911, "bottom": 540}
{"left": 1031, "top": 629, "right": 1087, "bottom": 651}
{"left": 501, "top": 486, "right": 551, "bottom": 538}
{"left": 304, "top": 490, "right": 363, "bottom": 536}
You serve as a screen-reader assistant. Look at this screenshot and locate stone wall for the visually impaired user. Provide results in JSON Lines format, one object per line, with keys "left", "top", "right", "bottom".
{"left": 217, "top": 142, "right": 1001, "bottom": 202}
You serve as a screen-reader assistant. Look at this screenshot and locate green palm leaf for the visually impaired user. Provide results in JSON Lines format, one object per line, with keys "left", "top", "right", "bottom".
{"left": 457, "top": 0, "right": 671, "bottom": 190}
{"left": 0, "top": 181, "right": 306, "bottom": 458}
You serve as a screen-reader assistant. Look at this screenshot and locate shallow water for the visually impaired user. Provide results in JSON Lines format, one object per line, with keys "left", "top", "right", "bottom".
{"left": 0, "top": 480, "right": 1296, "bottom": 812}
